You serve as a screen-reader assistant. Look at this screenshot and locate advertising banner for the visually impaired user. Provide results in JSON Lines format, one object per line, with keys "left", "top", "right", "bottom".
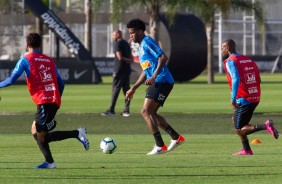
{"left": 24, "top": 0, "right": 102, "bottom": 83}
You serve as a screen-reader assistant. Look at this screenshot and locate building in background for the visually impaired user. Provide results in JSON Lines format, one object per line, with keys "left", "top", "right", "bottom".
{"left": 1, "top": 0, "right": 282, "bottom": 73}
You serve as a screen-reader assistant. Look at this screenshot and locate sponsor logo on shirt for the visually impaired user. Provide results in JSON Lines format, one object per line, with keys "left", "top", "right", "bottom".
{"left": 248, "top": 87, "right": 258, "bottom": 94}
{"left": 244, "top": 73, "right": 256, "bottom": 84}
{"left": 244, "top": 67, "right": 254, "bottom": 71}
{"left": 39, "top": 64, "right": 45, "bottom": 69}
{"left": 42, "top": 96, "right": 54, "bottom": 100}
{"left": 44, "top": 84, "right": 56, "bottom": 91}
{"left": 40, "top": 70, "right": 53, "bottom": 82}
{"left": 141, "top": 60, "right": 151, "bottom": 70}
{"left": 35, "top": 58, "right": 50, "bottom": 62}
{"left": 239, "top": 60, "right": 252, "bottom": 64}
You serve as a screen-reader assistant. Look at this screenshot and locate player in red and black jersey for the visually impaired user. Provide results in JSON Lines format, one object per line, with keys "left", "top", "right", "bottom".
{"left": 222, "top": 39, "right": 279, "bottom": 156}
{"left": 0, "top": 33, "right": 89, "bottom": 168}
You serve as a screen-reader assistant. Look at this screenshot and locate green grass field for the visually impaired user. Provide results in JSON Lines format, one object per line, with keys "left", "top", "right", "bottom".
{"left": 0, "top": 74, "right": 281, "bottom": 184}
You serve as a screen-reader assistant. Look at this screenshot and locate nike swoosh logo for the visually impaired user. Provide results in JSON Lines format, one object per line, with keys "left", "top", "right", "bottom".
{"left": 74, "top": 69, "right": 88, "bottom": 79}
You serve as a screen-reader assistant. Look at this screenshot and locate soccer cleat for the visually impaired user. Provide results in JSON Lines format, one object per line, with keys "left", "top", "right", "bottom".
{"left": 121, "top": 111, "right": 130, "bottom": 117}
{"left": 265, "top": 119, "right": 279, "bottom": 139}
{"left": 100, "top": 110, "right": 115, "bottom": 116}
{"left": 77, "top": 127, "right": 89, "bottom": 150}
{"left": 232, "top": 149, "right": 253, "bottom": 156}
{"left": 146, "top": 144, "right": 167, "bottom": 155}
{"left": 34, "top": 162, "right": 56, "bottom": 169}
{"left": 167, "top": 135, "right": 185, "bottom": 152}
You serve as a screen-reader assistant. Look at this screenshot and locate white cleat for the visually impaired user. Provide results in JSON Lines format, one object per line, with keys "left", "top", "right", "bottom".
{"left": 146, "top": 144, "right": 167, "bottom": 155}
{"left": 167, "top": 135, "right": 185, "bottom": 152}
{"left": 77, "top": 127, "right": 89, "bottom": 150}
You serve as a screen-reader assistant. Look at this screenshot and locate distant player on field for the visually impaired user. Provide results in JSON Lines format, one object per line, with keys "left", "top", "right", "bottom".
{"left": 126, "top": 18, "right": 185, "bottom": 155}
{"left": 222, "top": 39, "right": 279, "bottom": 156}
{"left": 0, "top": 33, "right": 89, "bottom": 168}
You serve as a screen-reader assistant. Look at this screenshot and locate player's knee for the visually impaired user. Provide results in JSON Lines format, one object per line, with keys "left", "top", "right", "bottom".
{"left": 140, "top": 107, "right": 150, "bottom": 117}
{"left": 37, "top": 134, "right": 45, "bottom": 143}
{"left": 235, "top": 129, "right": 243, "bottom": 136}
{"left": 36, "top": 131, "right": 47, "bottom": 143}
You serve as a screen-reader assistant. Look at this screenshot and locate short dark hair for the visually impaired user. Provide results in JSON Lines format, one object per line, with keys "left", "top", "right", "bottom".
{"left": 26, "top": 33, "right": 42, "bottom": 48}
{"left": 223, "top": 39, "right": 236, "bottom": 50}
{"left": 126, "top": 19, "right": 146, "bottom": 31}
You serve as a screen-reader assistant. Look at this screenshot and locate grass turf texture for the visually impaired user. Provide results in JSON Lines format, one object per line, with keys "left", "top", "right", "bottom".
{"left": 0, "top": 73, "right": 281, "bottom": 183}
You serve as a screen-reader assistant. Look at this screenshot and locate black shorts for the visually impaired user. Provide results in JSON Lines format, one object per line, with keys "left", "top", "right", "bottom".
{"left": 233, "top": 102, "right": 259, "bottom": 129}
{"left": 145, "top": 82, "right": 173, "bottom": 106}
{"left": 35, "top": 103, "right": 58, "bottom": 132}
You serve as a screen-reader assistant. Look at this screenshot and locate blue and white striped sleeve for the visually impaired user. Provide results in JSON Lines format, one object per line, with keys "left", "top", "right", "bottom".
{"left": 226, "top": 60, "right": 240, "bottom": 102}
{"left": 0, "top": 57, "right": 29, "bottom": 88}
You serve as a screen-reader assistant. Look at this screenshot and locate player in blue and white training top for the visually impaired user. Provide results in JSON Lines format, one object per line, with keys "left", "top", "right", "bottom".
{"left": 138, "top": 35, "right": 174, "bottom": 84}
{"left": 126, "top": 18, "right": 185, "bottom": 155}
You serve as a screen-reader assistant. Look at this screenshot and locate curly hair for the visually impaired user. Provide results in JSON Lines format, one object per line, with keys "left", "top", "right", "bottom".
{"left": 26, "top": 33, "right": 42, "bottom": 48}
{"left": 126, "top": 19, "right": 146, "bottom": 31}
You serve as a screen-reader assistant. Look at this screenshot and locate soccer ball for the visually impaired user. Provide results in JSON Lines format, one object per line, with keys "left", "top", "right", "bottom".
{"left": 100, "top": 137, "right": 117, "bottom": 154}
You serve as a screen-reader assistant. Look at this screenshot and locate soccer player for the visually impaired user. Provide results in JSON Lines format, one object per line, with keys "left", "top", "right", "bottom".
{"left": 0, "top": 33, "right": 89, "bottom": 168}
{"left": 101, "top": 30, "right": 133, "bottom": 117}
{"left": 126, "top": 18, "right": 185, "bottom": 155}
{"left": 222, "top": 39, "right": 279, "bottom": 156}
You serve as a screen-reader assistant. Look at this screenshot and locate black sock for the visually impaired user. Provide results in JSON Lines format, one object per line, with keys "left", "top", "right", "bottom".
{"left": 165, "top": 125, "right": 179, "bottom": 140}
{"left": 45, "top": 130, "right": 78, "bottom": 143}
{"left": 37, "top": 141, "right": 54, "bottom": 163}
{"left": 242, "top": 139, "right": 251, "bottom": 151}
{"left": 153, "top": 131, "right": 165, "bottom": 147}
{"left": 254, "top": 124, "right": 266, "bottom": 131}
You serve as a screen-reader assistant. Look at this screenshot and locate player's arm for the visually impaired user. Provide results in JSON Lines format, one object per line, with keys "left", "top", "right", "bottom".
{"left": 226, "top": 60, "right": 240, "bottom": 109}
{"left": 145, "top": 53, "right": 167, "bottom": 85}
{"left": 56, "top": 68, "right": 64, "bottom": 96}
{"left": 0, "top": 57, "right": 27, "bottom": 88}
{"left": 126, "top": 71, "right": 146, "bottom": 100}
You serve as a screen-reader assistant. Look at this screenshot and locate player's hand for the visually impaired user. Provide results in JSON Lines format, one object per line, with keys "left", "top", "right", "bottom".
{"left": 231, "top": 101, "right": 238, "bottom": 110}
{"left": 126, "top": 88, "right": 135, "bottom": 100}
{"left": 144, "top": 77, "right": 155, "bottom": 85}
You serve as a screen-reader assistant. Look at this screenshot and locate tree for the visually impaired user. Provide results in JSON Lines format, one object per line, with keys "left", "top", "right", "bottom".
{"left": 94, "top": 0, "right": 265, "bottom": 84}
{"left": 182, "top": 0, "right": 264, "bottom": 84}
{"left": 85, "top": 0, "right": 92, "bottom": 55}
{"left": 94, "top": 0, "right": 179, "bottom": 41}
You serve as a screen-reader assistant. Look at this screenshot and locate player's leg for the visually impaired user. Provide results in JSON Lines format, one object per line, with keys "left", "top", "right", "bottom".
{"left": 153, "top": 111, "right": 185, "bottom": 152}
{"left": 264, "top": 119, "right": 279, "bottom": 139}
{"left": 141, "top": 98, "right": 167, "bottom": 155}
{"left": 238, "top": 120, "right": 279, "bottom": 139}
{"left": 34, "top": 104, "right": 89, "bottom": 168}
{"left": 121, "top": 74, "right": 130, "bottom": 116}
{"left": 101, "top": 75, "right": 122, "bottom": 116}
{"left": 110, "top": 75, "right": 123, "bottom": 112}
{"left": 232, "top": 103, "right": 256, "bottom": 156}
{"left": 148, "top": 82, "right": 185, "bottom": 151}
{"left": 32, "top": 105, "right": 56, "bottom": 168}
{"left": 42, "top": 104, "right": 89, "bottom": 150}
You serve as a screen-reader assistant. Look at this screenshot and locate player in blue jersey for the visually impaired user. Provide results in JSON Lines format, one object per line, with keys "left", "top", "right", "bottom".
{"left": 126, "top": 19, "right": 185, "bottom": 155}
